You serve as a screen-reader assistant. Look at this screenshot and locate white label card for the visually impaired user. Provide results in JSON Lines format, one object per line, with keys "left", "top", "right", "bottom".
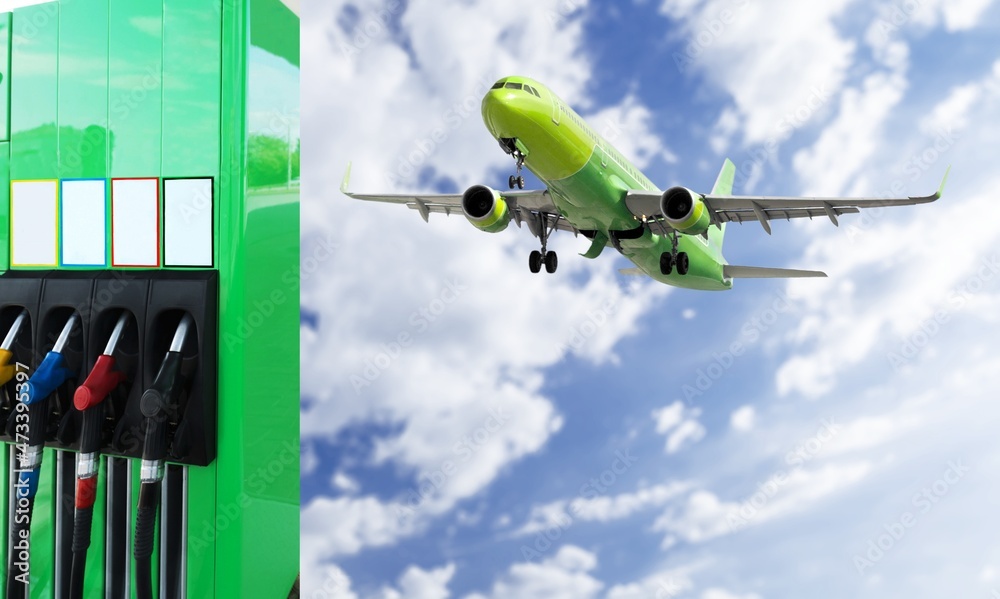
{"left": 112, "top": 179, "right": 159, "bottom": 267}
{"left": 163, "top": 178, "right": 213, "bottom": 267}
{"left": 61, "top": 179, "right": 107, "bottom": 266}
{"left": 11, "top": 180, "right": 58, "bottom": 267}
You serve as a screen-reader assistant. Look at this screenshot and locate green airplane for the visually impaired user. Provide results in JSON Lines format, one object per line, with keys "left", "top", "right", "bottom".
{"left": 342, "top": 76, "right": 949, "bottom": 291}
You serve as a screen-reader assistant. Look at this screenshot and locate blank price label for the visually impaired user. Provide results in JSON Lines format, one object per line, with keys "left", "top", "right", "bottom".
{"left": 10, "top": 180, "right": 58, "bottom": 267}
{"left": 163, "top": 178, "right": 213, "bottom": 267}
{"left": 112, "top": 178, "right": 160, "bottom": 267}
{"left": 61, "top": 179, "right": 107, "bottom": 266}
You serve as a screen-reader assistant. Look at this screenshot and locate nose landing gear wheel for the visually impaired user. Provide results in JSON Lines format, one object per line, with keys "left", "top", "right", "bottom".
{"left": 517, "top": 176, "right": 525, "bottom": 189}
{"left": 544, "top": 251, "right": 558, "bottom": 273}
{"left": 509, "top": 175, "right": 517, "bottom": 189}
{"left": 529, "top": 250, "right": 543, "bottom": 273}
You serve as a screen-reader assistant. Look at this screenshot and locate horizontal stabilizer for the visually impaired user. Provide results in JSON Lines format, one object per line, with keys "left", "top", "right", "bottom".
{"left": 723, "top": 265, "right": 827, "bottom": 279}
{"left": 618, "top": 267, "right": 648, "bottom": 277}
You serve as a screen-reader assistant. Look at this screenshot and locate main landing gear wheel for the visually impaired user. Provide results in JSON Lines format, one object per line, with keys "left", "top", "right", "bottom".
{"left": 660, "top": 252, "right": 673, "bottom": 275}
{"left": 529, "top": 250, "right": 543, "bottom": 273}
{"left": 676, "top": 252, "right": 689, "bottom": 275}
{"left": 660, "top": 251, "right": 689, "bottom": 275}
{"left": 544, "top": 251, "right": 558, "bottom": 273}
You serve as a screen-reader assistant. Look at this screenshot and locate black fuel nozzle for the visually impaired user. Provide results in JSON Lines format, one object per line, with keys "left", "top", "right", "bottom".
{"left": 139, "top": 314, "right": 194, "bottom": 481}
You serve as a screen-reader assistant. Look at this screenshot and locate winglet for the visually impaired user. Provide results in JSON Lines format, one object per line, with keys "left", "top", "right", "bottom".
{"left": 340, "top": 162, "right": 353, "bottom": 195}
{"left": 934, "top": 165, "right": 951, "bottom": 200}
{"left": 910, "top": 165, "right": 950, "bottom": 202}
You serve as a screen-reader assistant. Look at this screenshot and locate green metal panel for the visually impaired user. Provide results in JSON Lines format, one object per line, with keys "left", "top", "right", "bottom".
{"left": 0, "top": 1, "right": 299, "bottom": 595}
{"left": 108, "top": 0, "right": 162, "bottom": 178}
{"left": 162, "top": 0, "right": 221, "bottom": 181}
{"left": 211, "top": 0, "right": 299, "bottom": 594}
{"left": 58, "top": 0, "right": 110, "bottom": 182}
{"left": 10, "top": 2, "right": 59, "bottom": 181}
{"left": 0, "top": 142, "right": 8, "bottom": 271}
{"left": 0, "top": 13, "right": 11, "bottom": 143}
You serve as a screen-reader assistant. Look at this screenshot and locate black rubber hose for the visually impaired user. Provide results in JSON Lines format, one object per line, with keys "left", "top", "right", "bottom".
{"left": 134, "top": 480, "right": 161, "bottom": 599}
{"left": 68, "top": 505, "right": 93, "bottom": 598}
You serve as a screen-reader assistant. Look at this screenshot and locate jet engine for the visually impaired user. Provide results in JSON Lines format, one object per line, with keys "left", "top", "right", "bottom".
{"left": 462, "top": 185, "right": 512, "bottom": 233}
{"left": 660, "top": 186, "right": 711, "bottom": 235}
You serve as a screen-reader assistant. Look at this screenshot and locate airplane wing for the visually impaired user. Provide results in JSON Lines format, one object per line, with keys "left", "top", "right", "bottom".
{"left": 624, "top": 167, "right": 950, "bottom": 235}
{"left": 340, "top": 163, "right": 579, "bottom": 236}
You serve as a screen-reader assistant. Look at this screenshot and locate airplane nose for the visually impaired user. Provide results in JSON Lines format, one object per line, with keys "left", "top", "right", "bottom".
{"left": 481, "top": 89, "right": 522, "bottom": 137}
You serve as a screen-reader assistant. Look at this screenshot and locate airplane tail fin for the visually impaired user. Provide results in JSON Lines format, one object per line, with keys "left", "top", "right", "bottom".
{"left": 708, "top": 159, "right": 735, "bottom": 249}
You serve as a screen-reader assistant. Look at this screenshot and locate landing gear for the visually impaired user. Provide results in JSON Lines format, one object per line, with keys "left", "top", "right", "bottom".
{"left": 501, "top": 138, "right": 527, "bottom": 189}
{"left": 659, "top": 229, "right": 689, "bottom": 276}
{"left": 528, "top": 213, "right": 558, "bottom": 274}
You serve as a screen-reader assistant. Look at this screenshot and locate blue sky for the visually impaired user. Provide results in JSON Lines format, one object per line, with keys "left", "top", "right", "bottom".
{"left": 301, "top": 1, "right": 1000, "bottom": 597}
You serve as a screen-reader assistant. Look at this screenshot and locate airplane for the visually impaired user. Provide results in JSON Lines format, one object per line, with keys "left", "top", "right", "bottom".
{"left": 341, "top": 76, "right": 949, "bottom": 291}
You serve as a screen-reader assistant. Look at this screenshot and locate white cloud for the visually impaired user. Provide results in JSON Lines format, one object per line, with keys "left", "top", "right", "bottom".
{"left": 302, "top": 563, "right": 358, "bottom": 599}
{"left": 661, "top": 0, "right": 857, "bottom": 146}
{"left": 653, "top": 461, "right": 872, "bottom": 544}
{"left": 729, "top": 406, "right": 755, "bottom": 432}
{"left": 897, "top": 0, "right": 998, "bottom": 32}
{"left": 653, "top": 401, "right": 706, "bottom": 454}
{"left": 463, "top": 546, "right": 603, "bottom": 599}
{"left": 701, "top": 589, "right": 762, "bottom": 599}
{"left": 377, "top": 563, "right": 456, "bottom": 599}
{"left": 332, "top": 471, "right": 361, "bottom": 494}
{"left": 792, "top": 71, "right": 908, "bottom": 195}
{"left": 513, "top": 481, "right": 692, "bottom": 536}
{"left": 301, "top": 495, "right": 418, "bottom": 564}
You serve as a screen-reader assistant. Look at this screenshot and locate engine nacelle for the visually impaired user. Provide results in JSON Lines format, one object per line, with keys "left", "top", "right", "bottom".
{"left": 461, "top": 185, "right": 511, "bottom": 233}
{"left": 660, "top": 186, "right": 711, "bottom": 235}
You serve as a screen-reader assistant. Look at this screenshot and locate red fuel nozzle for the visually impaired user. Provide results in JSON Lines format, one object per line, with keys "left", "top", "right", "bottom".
{"left": 73, "top": 355, "right": 125, "bottom": 412}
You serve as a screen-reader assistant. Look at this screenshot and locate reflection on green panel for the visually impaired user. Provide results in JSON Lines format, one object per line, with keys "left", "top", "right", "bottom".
{"left": 58, "top": 0, "right": 110, "bottom": 180}
{"left": 0, "top": 142, "right": 8, "bottom": 271}
{"left": 10, "top": 2, "right": 59, "bottom": 181}
{"left": 1, "top": 13, "right": 11, "bottom": 142}
{"left": 108, "top": 0, "right": 162, "bottom": 178}
{"left": 162, "top": 0, "right": 222, "bottom": 180}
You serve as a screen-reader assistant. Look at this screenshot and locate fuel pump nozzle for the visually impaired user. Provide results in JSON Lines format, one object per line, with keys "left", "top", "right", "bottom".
{"left": 134, "top": 314, "right": 194, "bottom": 599}
{"left": 69, "top": 312, "right": 129, "bottom": 598}
{"left": 0, "top": 310, "right": 28, "bottom": 388}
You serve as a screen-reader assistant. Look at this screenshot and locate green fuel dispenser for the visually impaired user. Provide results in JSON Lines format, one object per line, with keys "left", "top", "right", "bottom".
{"left": 0, "top": 0, "right": 300, "bottom": 596}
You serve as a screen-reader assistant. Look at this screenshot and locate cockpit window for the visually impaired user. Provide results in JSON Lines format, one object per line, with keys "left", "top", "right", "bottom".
{"left": 504, "top": 82, "right": 523, "bottom": 90}
{"left": 526, "top": 85, "right": 541, "bottom": 97}
{"left": 491, "top": 80, "right": 506, "bottom": 89}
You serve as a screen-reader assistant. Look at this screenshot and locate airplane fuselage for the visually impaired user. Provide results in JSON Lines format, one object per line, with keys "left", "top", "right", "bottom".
{"left": 481, "top": 76, "right": 732, "bottom": 291}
